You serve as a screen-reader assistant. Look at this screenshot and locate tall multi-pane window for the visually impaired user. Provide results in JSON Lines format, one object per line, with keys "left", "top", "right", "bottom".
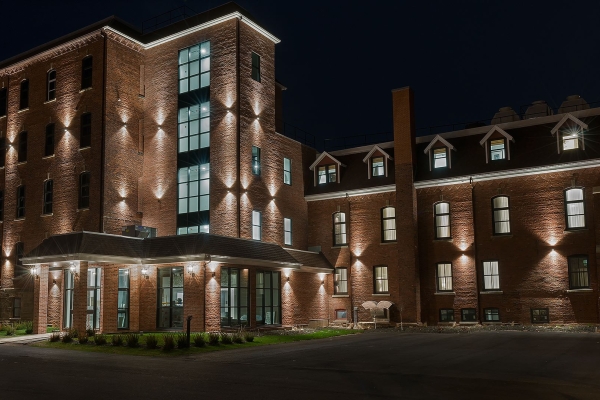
{"left": 16, "top": 185, "right": 25, "bottom": 219}
{"left": 0, "top": 87, "right": 6, "bottom": 117}
{"left": 333, "top": 212, "right": 347, "bottom": 246}
{"left": 78, "top": 172, "right": 90, "bottom": 209}
{"left": 434, "top": 202, "right": 450, "bottom": 239}
{"left": 256, "top": 271, "right": 281, "bottom": 325}
{"left": 12, "top": 298, "right": 21, "bottom": 319}
{"left": 252, "top": 146, "right": 261, "bottom": 176}
{"left": 46, "top": 70, "right": 56, "bottom": 101}
{"left": 45, "top": 123, "right": 55, "bottom": 157}
{"left": 86, "top": 268, "right": 101, "bottom": 330}
{"left": 334, "top": 267, "right": 348, "bottom": 295}
{"left": 220, "top": 268, "right": 249, "bottom": 327}
{"left": 318, "top": 165, "right": 337, "bottom": 184}
{"left": 178, "top": 41, "right": 210, "bottom": 94}
{"left": 437, "top": 262, "right": 453, "bottom": 292}
{"left": 372, "top": 156, "right": 384, "bottom": 176}
{"left": 492, "top": 196, "right": 511, "bottom": 235}
{"left": 81, "top": 56, "right": 93, "bottom": 89}
{"left": 64, "top": 269, "right": 74, "bottom": 328}
{"left": 373, "top": 265, "right": 389, "bottom": 294}
{"left": 568, "top": 255, "right": 589, "bottom": 289}
{"left": 158, "top": 267, "right": 184, "bottom": 329}
{"left": 0, "top": 190, "right": 4, "bottom": 221}
{"left": 490, "top": 139, "right": 505, "bottom": 160}
{"left": 117, "top": 269, "right": 130, "bottom": 329}
{"left": 251, "top": 52, "right": 261, "bottom": 82}
{"left": 177, "top": 164, "right": 209, "bottom": 214}
{"left": 18, "top": 131, "right": 27, "bottom": 162}
{"left": 381, "top": 206, "right": 396, "bottom": 242}
{"left": 284, "top": 217, "right": 292, "bottom": 245}
{"left": 19, "top": 79, "right": 29, "bottom": 110}
{"left": 14, "top": 242, "right": 25, "bottom": 277}
{"left": 565, "top": 188, "right": 585, "bottom": 229}
{"left": 178, "top": 102, "right": 210, "bottom": 153}
{"left": 80, "top": 113, "right": 91, "bottom": 148}
{"left": 483, "top": 261, "right": 500, "bottom": 290}
{"left": 43, "top": 180, "right": 53, "bottom": 215}
{"left": 283, "top": 157, "right": 292, "bottom": 185}
{"left": 433, "top": 148, "right": 447, "bottom": 168}
{"left": 252, "top": 210, "right": 262, "bottom": 240}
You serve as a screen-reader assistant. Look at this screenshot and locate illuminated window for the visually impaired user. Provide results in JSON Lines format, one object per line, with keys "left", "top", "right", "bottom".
{"left": 433, "top": 148, "right": 447, "bottom": 168}
{"left": 80, "top": 113, "right": 92, "bottom": 148}
{"left": 436, "top": 263, "right": 452, "bottom": 292}
{"left": 47, "top": 70, "right": 56, "bottom": 101}
{"left": 16, "top": 185, "right": 25, "bottom": 219}
{"left": 221, "top": 268, "right": 249, "bottom": 327}
{"left": 178, "top": 102, "right": 210, "bottom": 153}
{"left": 45, "top": 123, "right": 55, "bottom": 157}
{"left": 492, "top": 196, "right": 510, "bottom": 235}
{"left": 178, "top": 42, "right": 210, "bottom": 94}
{"left": 158, "top": 267, "right": 184, "bottom": 329}
{"left": 381, "top": 206, "right": 396, "bottom": 242}
{"left": 562, "top": 132, "right": 579, "bottom": 151}
{"left": 86, "top": 268, "right": 102, "bottom": 330}
{"left": 333, "top": 212, "right": 347, "bottom": 246}
{"left": 251, "top": 52, "right": 261, "bottom": 82}
{"left": 434, "top": 202, "right": 450, "bottom": 239}
{"left": 78, "top": 172, "right": 90, "bottom": 209}
{"left": 335, "top": 309, "right": 347, "bottom": 320}
{"left": 565, "top": 188, "right": 585, "bottom": 229}
{"left": 439, "top": 309, "right": 454, "bottom": 322}
{"left": 81, "top": 56, "right": 93, "bottom": 89}
{"left": 484, "top": 308, "right": 500, "bottom": 322}
{"left": 19, "top": 79, "right": 29, "bottom": 110}
{"left": 334, "top": 267, "right": 348, "bottom": 295}
{"left": 490, "top": 139, "right": 505, "bottom": 160}
{"left": 117, "top": 269, "right": 130, "bottom": 329}
{"left": 483, "top": 261, "right": 500, "bottom": 290}
{"left": 178, "top": 164, "right": 210, "bottom": 214}
{"left": 43, "top": 180, "right": 53, "bottom": 215}
{"left": 252, "top": 210, "right": 262, "bottom": 240}
{"left": 461, "top": 308, "right": 476, "bottom": 322}
{"left": 319, "top": 164, "right": 337, "bottom": 184}
{"left": 252, "top": 146, "right": 261, "bottom": 176}
{"left": 531, "top": 308, "right": 549, "bottom": 324}
{"left": 568, "top": 255, "right": 589, "bottom": 289}
{"left": 177, "top": 225, "right": 209, "bottom": 235}
{"left": 284, "top": 217, "right": 292, "bottom": 245}
{"left": 283, "top": 157, "right": 291, "bottom": 185}
{"left": 17, "top": 131, "right": 27, "bottom": 162}
{"left": 373, "top": 265, "right": 388, "bottom": 294}
{"left": 0, "top": 88, "right": 6, "bottom": 117}
{"left": 64, "top": 269, "right": 74, "bottom": 328}
{"left": 372, "top": 156, "right": 384, "bottom": 176}
{"left": 256, "top": 271, "right": 281, "bottom": 325}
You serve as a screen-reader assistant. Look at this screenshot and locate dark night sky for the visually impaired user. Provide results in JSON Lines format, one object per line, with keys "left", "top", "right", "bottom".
{"left": 2, "top": 0, "right": 600, "bottom": 146}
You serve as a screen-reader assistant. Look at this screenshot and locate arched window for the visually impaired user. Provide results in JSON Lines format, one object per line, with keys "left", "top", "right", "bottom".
{"left": 47, "top": 70, "right": 56, "bottom": 101}
{"left": 43, "top": 179, "right": 53, "bottom": 215}
{"left": 381, "top": 206, "right": 396, "bottom": 242}
{"left": 332, "top": 212, "right": 347, "bottom": 246}
{"left": 78, "top": 172, "right": 90, "bottom": 209}
{"left": 434, "top": 202, "right": 450, "bottom": 239}
{"left": 565, "top": 188, "right": 585, "bottom": 229}
{"left": 81, "top": 56, "right": 93, "bottom": 89}
{"left": 492, "top": 196, "right": 510, "bottom": 235}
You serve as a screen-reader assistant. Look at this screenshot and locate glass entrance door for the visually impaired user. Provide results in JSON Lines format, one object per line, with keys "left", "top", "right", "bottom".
{"left": 256, "top": 271, "right": 281, "bottom": 325}
{"left": 86, "top": 268, "right": 101, "bottom": 331}
{"left": 158, "top": 267, "right": 184, "bottom": 329}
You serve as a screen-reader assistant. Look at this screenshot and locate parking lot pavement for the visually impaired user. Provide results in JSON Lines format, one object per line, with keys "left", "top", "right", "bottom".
{"left": 1, "top": 330, "right": 599, "bottom": 399}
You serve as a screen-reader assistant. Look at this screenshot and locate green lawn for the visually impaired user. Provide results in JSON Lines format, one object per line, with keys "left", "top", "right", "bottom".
{"left": 33, "top": 329, "right": 361, "bottom": 357}
{"left": 0, "top": 329, "right": 28, "bottom": 337}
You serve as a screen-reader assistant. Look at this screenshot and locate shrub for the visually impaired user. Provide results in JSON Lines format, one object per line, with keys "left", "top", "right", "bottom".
{"left": 5, "top": 325, "right": 15, "bottom": 336}
{"left": 208, "top": 332, "right": 220, "bottom": 346}
{"left": 111, "top": 335, "right": 124, "bottom": 346}
{"left": 78, "top": 334, "right": 89, "bottom": 344}
{"left": 68, "top": 328, "right": 79, "bottom": 338}
{"left": 232, "top": 332, "right": 244, "bottom": 344}
{"left": 94, "top": 334, "right": 107, "bottom": 346}
{"left": 61, "top": 331, "right": 73, "bottom": 343}
{"left": 244, "top": 332, "right": 255, "bottom": 342}
{"left": 24, "top": 321, "right": 33, "bottom": 334}
{"left": 49, "top": 332, "right": 61, "bottom": 342}
{"left": 15, "top": 321, "right": 28, "bottom": 330}
{"left": 192, "top": 333, "right": 206, "bottom": 347}
{"left": 145, "top": 334, "right": 158, "bottom": 349}
{"left": 86, "top": 329, "right": 95, "bottom": 337}
{"left": 176, "top": 333, "right": 189, "bottom": 349}
{"left": 221, "top": 333, "right": 233, "bottom": 344}
{"left": 162, "top": 334, "right": 175, "bottom": 351}
{"left": 125, "top": 333, "right": 139, "bottom": 348}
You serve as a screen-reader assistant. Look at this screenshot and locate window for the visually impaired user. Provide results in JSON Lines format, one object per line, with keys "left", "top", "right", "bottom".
{"left": 118, "top": 269, "right": 130, "bottom": 329}
{"left": 86, "top": 268, "right": 102, "bottom": 330}
{"left": 80, "top": 113, "right": 91, "bottom": 148}
{"left": 78, "top": 172, "right": 90, "bottom": 209}
{"left": 490, "top": 139, "right": 505, "bottom": 160}
{"left": 178, "top": 102, "right": 210, "bottom": 153}
{"left": 439, "top": 309, "right": 454, "bottom": 322}
{"left": 334, "top": 267, "right": 348, "bottom": 295}
{"left": 178, "top": 164, "right": 210, "bottom": 214}
{"left": 531, "top": 308, "right": 549, "bottom": 324}
{"left": 177, "top": 225, "right": 209, "bottom": 235}
{"left": 333, "top": 212, "right": 347, "bottom": 246}
{"left": 0, "top": 190, "right": 4, "bottom": 221}
{"left": 335, "top": 309, "right": 347, "bottom": 320}
{"left": 42, "top": 123, "right": 55, "bottom": 157}
{"left": 221, "top": 267, "right": 249, "bottom": 327}
{"left": 461, "top": 308, "right": 477, "bottom": 322}
{"left": 252, "top": 146, "right": 261, "bottom": 176}
{"left": 256, "top": 271, "right": 281, "bottom": 325}
{"left": 562, "top": 131, "right": 579, "bottom": 151}
{"left": 17, "top": 131, "right": 27, "bottom": 162}
{"left": 14, "top": 242, "right": 26, "bottom": 277}
{"left": 373, "top": 265, "right": 388, "bottom": 294}
{"left": 372, "top": 156, "right": 384, "bottom": 176}
{"left": 178, "top": 41, "right": 210, "bottom": 94}
{"left": 43, "top": 180, "right": 53, "bottom": 215}
{"left": 47, "top": 70, "right": 56, "bottom": 101}
{"left": 492, "top": 196, "right": 510, "bottom": 235}
{"left": 434, "top": 202, "right": 450, "bottom": 239}
{"left": 158, "top": 267, "right": 184, "bottom": 329}
{"left": 16, "top": 185, "right": 25, "bottom": 219}
{"left": 81, "top": 56, "right": 93, "bottom": 89}
{"left": 12, "top": 298, "right": 21, "bottom": 319}
{"left": 19, "top": 79, "right": 29, "bottom": 109}
{"left": 436, "top": 263, "right": 453, "bottom": 292}
{"left": 252, "top": 210, "right": 262, "bottom": 240}
{"left": 0, "top": 137, "right": 5, "bottom": 168}
{"left": 283, "top": 157, "right": 291, "bottom": 185}
{"left": 381, "top": 206, "right": 396, "bottom": 242}
{"left": 0, "top": 87, "right": 6, "bottom": 117}
{"left": 483, "top": 261, "right": 500, "bottom": 290}
{"left": 565, "top": 188, "right": 585, "bottom": 229}
{"left": 284, "top": 217, "right": 292, "bottom": 245}
{"left": 568, "top": 255, "right": 589, "bottom": 289}
{"left": 484, "top": 308, "right": 500, "bottom": 322}
{"left": 64, "top": 269, "right": 74, "bottom": 328}
{"left": 318, "top": 165, "right": 337, "bottom": 184}
{"left": 251, "top": 52, "right": 261, "bottom": 82}
{"left": 433, "top": 148, "right": 447, "bottom": 168}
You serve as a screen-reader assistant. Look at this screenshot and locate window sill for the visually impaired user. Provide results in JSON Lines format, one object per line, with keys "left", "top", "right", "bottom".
{"left": 332, "top": 294, "right": 349, "bottom": 298}
{"left": 44, "top": 99, "right": 56, "bottom": 105}
{"left": 480, "top": 291, "right": 503, "bottom": 294}
{"left": 79, "top": 87, "right": 93, "bottom": 93}
{"left": 79, "top": 146, "right": 91, "bottom": 151}
{"left": 437, "top": 321, "right": 456, "bottom": 325}
{"left": 372, "top": 293, "right": 390, "bottom": 297}
{"left": 331, "top": 245, "right": 348, "bottom": 249}
{"left": 564, "top": 228, "right": 588, "bottom": 234}
{"left": 0, "top": 115, "right": 6, "bottom": 119}
{"left": 42, "top": 154, "right": 55, "bottom": 159}
{"left": 77, "top": 208, "right": 89, "bottom": 212}
{"left": 14, "top": 218, "right": 25, "bottom": 221}
{"left": 380, "top": 241, "right": 396, "bottom": 246}
{"left": 17, "top": 161, "right": 27, "bottom": 165}
{"left": 40, "top": 213, "right": 53, "bottom": 217}
{"left": 482, "top": 322, "right": 502, "bottom": 325}
{"left": 459, "top": 321, "right": 479, "bottom": 325}
{"left": 566, "top": 288, "right": 593, "bottom": 293}
{"left": 435, "top": 292, "right": 455, "bottom": 296}
{"left": 17, "top": 108, "right": 29, "bottom": 113}
{"left": 491, "top": 234, "right": 512, "bottom": 239}
{"left": 433, "top": 238, "right": 452, "bottom": 242}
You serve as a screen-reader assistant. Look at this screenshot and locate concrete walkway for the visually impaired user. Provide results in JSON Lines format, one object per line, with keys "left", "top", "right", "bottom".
{"left": 0, "top": 333, "right": 50, "bottom": 345}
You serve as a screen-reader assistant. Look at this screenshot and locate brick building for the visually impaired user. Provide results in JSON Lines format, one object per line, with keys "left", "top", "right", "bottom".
{"left": 0, "top": 3, "right": 598, "bottom": 333}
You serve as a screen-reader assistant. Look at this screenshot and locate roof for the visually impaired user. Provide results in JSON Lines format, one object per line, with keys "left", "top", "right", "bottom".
{"left": 423, "top": 135, "right": 456, "bottom": 154}
{"left": 309, "top": 151, "right": 345, "bottom": 171}
{"left": 284, "top": 249, "right": 334, "bottom": 273}
{"left": 479, "top": 125, "right": 514, "bottom": 146}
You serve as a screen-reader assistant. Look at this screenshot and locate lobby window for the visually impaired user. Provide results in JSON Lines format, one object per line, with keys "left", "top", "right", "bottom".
{"left": 284, "top": 217, "right": 292, "bottom": 245}
{"left": 78, "top": 172, "right": 90, "bottom": 209}
{"left": 178, "top": 102, "right": 210, "bottom": 153}
{"left": 531, "top": 308, "right": 549, "bottom": 324}
{"left": 43, "top": 179, "right": 53, "bottom": 215}
{"left": 177, "top": 225, "right": 209, "bottom": 235}
{"left": 158, "top": 267, "right": 184, "bottom": 329}
{"left": 64, "top": 268, "right": 74, "bottom": 328}
{"left": 461, "top": 308, "right": 477, "bottom": 322}
{"left": 439, "top": 309, "right": 454, "bottom": 322}
{"left": 381, "top": 206, "right": 396, "bottom": 242}
{"left": 372, "top": 156, "right": 384, "bottom": 176}
{"left": 484, "top": 308, "right": 500, "bottom": 322}
{"left": 565, "top": 188, "right": 585, "bottom": 229}
{"left": 318, "top": 165, "right": 337, "bottom": 184}
{"left": 16, "top": 185, "right": 25, "bottom": 219}
{"left": 86, "top": 268, "right": 102, "bottom": 331}
{"left": 256, "top": 271, "right": 281, "bottom": 325}
{"left": 18, "top": 131, "right": 27, "bottom": 162}
{"left": 0, "top": 87, "right": 6, "bottom": 117}
{"left": 333, "top": 211, "right": 347, "bottom": 246}
{"left": 490, "top": 139, "right": 505, "bottom": 161}
{"left": 483, "top": 261, "right": 500, "bottom": 290}
{"left": 178, "top": 41, "right": 210, "bottom": 94}
{"left": 45, "top": 123, "right": 55, "bottom": 157}
{"left": 436, "top": 262, "right": 453, "bottom": 292}
{"left": 0, "top": 190, "right": 4, "bottom": 221}
{"left": 81, "top": 56, "right": 93, "bottom": 89}
{"left": 252, "top": 210, "right": 262, "bottom": 240}
{"left": 251, "top": 52, "right": 261, "bottom": 82}
{"left": 19, "top": 79, "right": 29, "bottom": 110}
{"left": 178, "top": 164, "right": 210, "bottom": 214}
{"left": 118, "top": 269, "right": 130, "bottom": 329}
{"left": 373, "top": 265, "right": 389, "bottom": 294}
{"left": 433, "top": 148, "right": 447, "bottom": 168}
{"left": 334, "top": 267, "right": 348, "bottom": 295}
{"left": 568, "top": 255, "right": 589, "bottom": 289}
{"left": 80, "top": 112, "right": 91, "bottom": 148}
{"left": 562, "top": 131, "right": 579, "bottom": 151}
{"left": 283, "top": 157, "right": 291, "bottom": 185}
{"left": 12, "top": 298, "right": 21, "bottom": 318}
{"left": 14, "top": 242, "right": 25, "bottom": 277}
{"left": 434, "top": 202, "right": 450, "bottom": 239}
{"left": 492, "top": 196, "right": 510, "bottom": 235}
{"left": 46, "top": 69, "right": 56, "bottom": 101}
{"left": 252, "top": 146, "right": 261, "bottom": 176}
{"left": 221, "top": 268, "right": 249, "bottom": 327}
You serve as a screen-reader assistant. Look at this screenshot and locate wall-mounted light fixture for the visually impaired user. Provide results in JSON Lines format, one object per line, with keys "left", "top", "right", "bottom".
{"left": 187, "top": 265, "right": 195, "bottom": 276}
{"left": 321, "top": 280, "right": 325, "bottom": 285}
{"left": 141, "top": 266, "right": 149, "bottom": 279}
{"left": 212, "top": 271, "right": 216, "bottom": 278}
{"left": 30, "top": 266, "right": 39, "bottom": 277}
{"left": 256, "top": 116, "right": 260, "bottom": 121}
{"left": 286, "top": 276, "right": 290, "bottom": 282}
{"left": 69, "top": 263, "right": 78, "bottom": 277}
{"left": 52, "top": 279, "right": 57, "bottom": 285}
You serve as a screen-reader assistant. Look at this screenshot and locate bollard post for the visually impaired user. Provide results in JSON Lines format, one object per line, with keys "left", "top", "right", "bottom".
{"left": 353, "top": 307, "right": 359, "bottom": 329}
{"left": 186, "top": 315, "right": 193, "bottom": 347}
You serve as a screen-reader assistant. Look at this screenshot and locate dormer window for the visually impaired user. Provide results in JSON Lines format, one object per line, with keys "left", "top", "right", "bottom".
{"left": 479, "top": 126, "right": 514, "bottom": 163}
{"left": 433, "top": 148, "right": 447, "bottom": 168}
{"left": 551, "top": 113, "right": 588, "bottom": 154}
{"left": 318, "top": 165, "right": 336, "bottom": 184}
{"left": 424, "top": 135, "right": 455, "bottom": 171}
{"left": 372, "top": 157, "right": 384, "bottom": 176}
{"left": 363, "top": 145, "right": 393, "bottom": 178}
{"left": 562, "top": 131, "right": 579, "bottom": 151}
{"left": 309, "top": 151, "right": 345, "bottom": 186}
{"left": 490, "top": 139, "right": 505, "bottom": 160}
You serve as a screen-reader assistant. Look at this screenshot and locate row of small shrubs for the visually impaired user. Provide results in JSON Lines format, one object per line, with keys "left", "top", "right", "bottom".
{"left": 1, "top": 321, "right": 34, "bottom": 335}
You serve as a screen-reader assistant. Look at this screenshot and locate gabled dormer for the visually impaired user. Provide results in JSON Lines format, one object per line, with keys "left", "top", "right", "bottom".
{"left": 550, "top": 113, "right": 588, "bottom": 154}
{"left": 423, "top": 135, "right": 456, "bottom": 171}
{"left": 479, "top": 125, "right": 515, "bottom": 163}
{"left": 362, "top": 145, "right": 393, "bottom": 178}
{"left": 309, "top": 151, "right": 345, "bottom": 186}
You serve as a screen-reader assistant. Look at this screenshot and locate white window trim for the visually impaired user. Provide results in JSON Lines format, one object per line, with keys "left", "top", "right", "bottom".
{"left": 551, "top": 113, "right": 588, "bottom": 154}
{"left": 362, "top": 145, "right": 393, "bottom": 179}
{"left": 479, "top": 125, "right": 515, "bottom": 164}
{"left": 423, "top": 135, "right": 456, "bottom": 171}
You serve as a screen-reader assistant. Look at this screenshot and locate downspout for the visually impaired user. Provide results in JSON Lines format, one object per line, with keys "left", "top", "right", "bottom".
{"left": 347, "top": 193, "right": 355, "bottom": 327}
{"left": 203, "top": 262, "right": 207, "bottom": 332}
{"left": 470, "top": 177, "right": 482, "bottom": 323}
{"left": 236, "top": 17, "right": 241, "bottom": 238}
{"left": 100, "top": 30, "right": 108, "bottom": 233}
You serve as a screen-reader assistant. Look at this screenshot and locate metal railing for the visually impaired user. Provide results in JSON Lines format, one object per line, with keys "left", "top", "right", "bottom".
{"left": 142, "top": 6, "right": 198, "bottom": 34}
{"left": 277, "top": 119, "right": 316, "bottom": 148}
{"left": 323, "top": 132, "right": 393, "bottom": 152}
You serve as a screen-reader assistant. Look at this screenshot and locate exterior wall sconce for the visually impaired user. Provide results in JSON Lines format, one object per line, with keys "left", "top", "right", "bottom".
{"left": 187, "top": 265, "right": 195, "bottom": 276}
{"left": 226, "top": 109, "right": 231, "bottom": 114}
{"left": 212, "top": 271, "right": 216, "bottom": 278}
{"left": 141, "top": 266, "right": 149, "bottom": 279}
{"left": 64, "top": 128, "right": 68, "bottom": 133}
{"left": 52, "top": 279, "right": 57, "bottom": 285}
{"left": 321, "top": 280, "right": 325, "bottom": 285}
{"left": 30, "top": 266, "right": 39, "bottom": 277}
{"left": 286, "top": 276, "right": 290, "bottom": 282}
{"left": 256, "top": 116, "right": 260, "bottom": 121}
{"left": 69, "top": 263, "right": 78, "bottom": 277}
